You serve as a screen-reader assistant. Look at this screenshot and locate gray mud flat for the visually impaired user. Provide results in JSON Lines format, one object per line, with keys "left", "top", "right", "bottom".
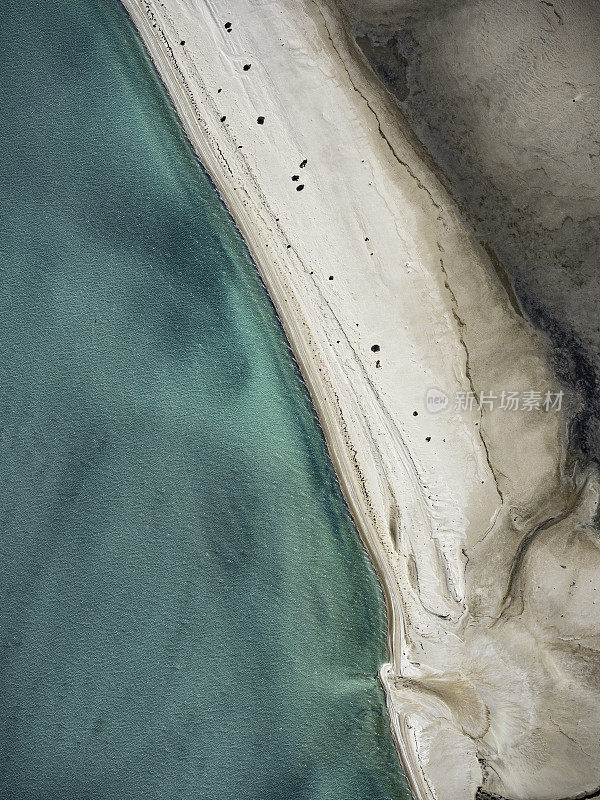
{"left": 338, "top": 1, "right": 600, "bottom": 798}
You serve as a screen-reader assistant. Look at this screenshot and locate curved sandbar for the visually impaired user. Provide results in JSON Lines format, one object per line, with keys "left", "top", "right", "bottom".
{"left": 120, "top": 0, "right": 600, "bottom": 797}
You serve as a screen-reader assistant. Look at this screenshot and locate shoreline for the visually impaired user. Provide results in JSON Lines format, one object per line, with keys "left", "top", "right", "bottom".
{"left": 118, "top": 2, "right": 419, "bottom": 789}
{"left": 118, "top": 0, "right": 406, "bottom": 656}
{"left": 118, "top": 1, "right": 600, "bottom": 798}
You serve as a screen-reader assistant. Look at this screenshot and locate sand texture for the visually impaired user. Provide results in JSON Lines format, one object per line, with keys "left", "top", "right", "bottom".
{"left": 120, "top": 1, "right": 600, "bottom": 797}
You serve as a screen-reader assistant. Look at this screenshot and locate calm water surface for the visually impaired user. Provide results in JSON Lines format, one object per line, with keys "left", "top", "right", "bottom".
{"left": 0, "top": 1, "right": 409, "bottom": 798}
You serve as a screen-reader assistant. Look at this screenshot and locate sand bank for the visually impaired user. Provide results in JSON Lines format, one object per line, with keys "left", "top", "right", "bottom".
{"left": 120, "top": 1, "right": 600, "bottom": 797}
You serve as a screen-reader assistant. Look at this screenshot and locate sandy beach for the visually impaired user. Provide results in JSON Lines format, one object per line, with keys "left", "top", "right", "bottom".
{"left": 120, "top": 1, "right": 600, "bottom": 797}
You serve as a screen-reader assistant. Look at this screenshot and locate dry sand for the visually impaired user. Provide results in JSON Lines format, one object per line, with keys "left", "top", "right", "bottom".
{"left": 120, "top": 1, "right": 600, "bottom": 798}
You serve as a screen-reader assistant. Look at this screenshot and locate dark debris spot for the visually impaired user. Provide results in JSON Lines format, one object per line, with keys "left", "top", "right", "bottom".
{"left": 257, "top": 116, "right": 265, "bottom": 124}
{"left": 291, "top": 175, "right": 299, "bottom": 181}
{"left": 375, "top": 360, "right": 381, "bottom": 368}
{"left": 224, "top": 21, "right": 232, "bottom": 29}
{"left": 426, "top": 436, "right": 431, "bottom": 442}
{"left": 413, "top": 411, "right": 418, "bottom": 416}
{"left": 220, "top": 116, "right": 226, "bottom": 122}
{"left": 328, "top": 275, "right": 334, "bottom": 280}
{"left": 180, "top": 40, "right": 185, "bottom": 45}
{"left": 300, "top": 159, "right": 307, "bottom": 168}
{"left": 296, "top": 184, "right": 304, "bottom": 191}
{"left": 371, "top": 344, "right": 380, "bottom": 352}
{"left": 243, "top": 64, "right": 251, "bottom": 71}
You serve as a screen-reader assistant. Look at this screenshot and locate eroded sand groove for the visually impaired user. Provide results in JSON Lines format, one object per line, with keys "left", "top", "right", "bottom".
{"left": 119, "top": 0, "right": 600, "bottom": 797}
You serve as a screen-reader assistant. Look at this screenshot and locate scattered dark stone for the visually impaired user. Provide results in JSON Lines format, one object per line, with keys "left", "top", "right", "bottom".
{"left": 291, "top": 175, "right": 299, "bottom": 181}
{"left": 257, "top": 116, "right": 265, "bottom": 124}
{"left": 375, "top": 359, "right": 381, "bottom": 368}
{"left": 413, "top": 411, "right": 418, "bottom": 416}
{"left": 220, "top": 116, "right": 226, "bottom": 122}
{"left": 180, "top": 40, "right": 185, "bottom": 45}
{"left": 286, "top": 244, "right": 291, "bottom": 249}
{"left": 426, "top": 436, "right": 431, "bottom": 442}
{"left": 328, "top": 275, "right": 334, "bottom": 280}
{"left": 243, "top": 64, "right": 251, "bottom": 71}
{"left": 296, "top": 184, "right": 304, "bottom": 191}
{"left": 224, "top": 21, "right": 232, "bottom": 29}
{"left": 371, "top": 344, "right": 380, "bottom": 352}
{"left": 217, "top": 88, "right": 222, "bottom": 93}
{"left": 300, "top": 159, "right": 307, "bottom": 168}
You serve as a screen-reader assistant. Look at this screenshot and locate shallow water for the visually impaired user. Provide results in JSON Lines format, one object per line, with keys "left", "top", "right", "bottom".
{"left": 0, "top": 1, "right": 409, "bottom": 798}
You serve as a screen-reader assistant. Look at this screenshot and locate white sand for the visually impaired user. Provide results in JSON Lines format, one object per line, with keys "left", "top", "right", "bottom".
{"left": 121, "top": 1, "right": 600, "bottom": 797}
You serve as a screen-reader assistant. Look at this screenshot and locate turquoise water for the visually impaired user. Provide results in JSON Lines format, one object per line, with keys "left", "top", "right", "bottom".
{"left": 0, "top": 1, "right": 409, "bottom": 798}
